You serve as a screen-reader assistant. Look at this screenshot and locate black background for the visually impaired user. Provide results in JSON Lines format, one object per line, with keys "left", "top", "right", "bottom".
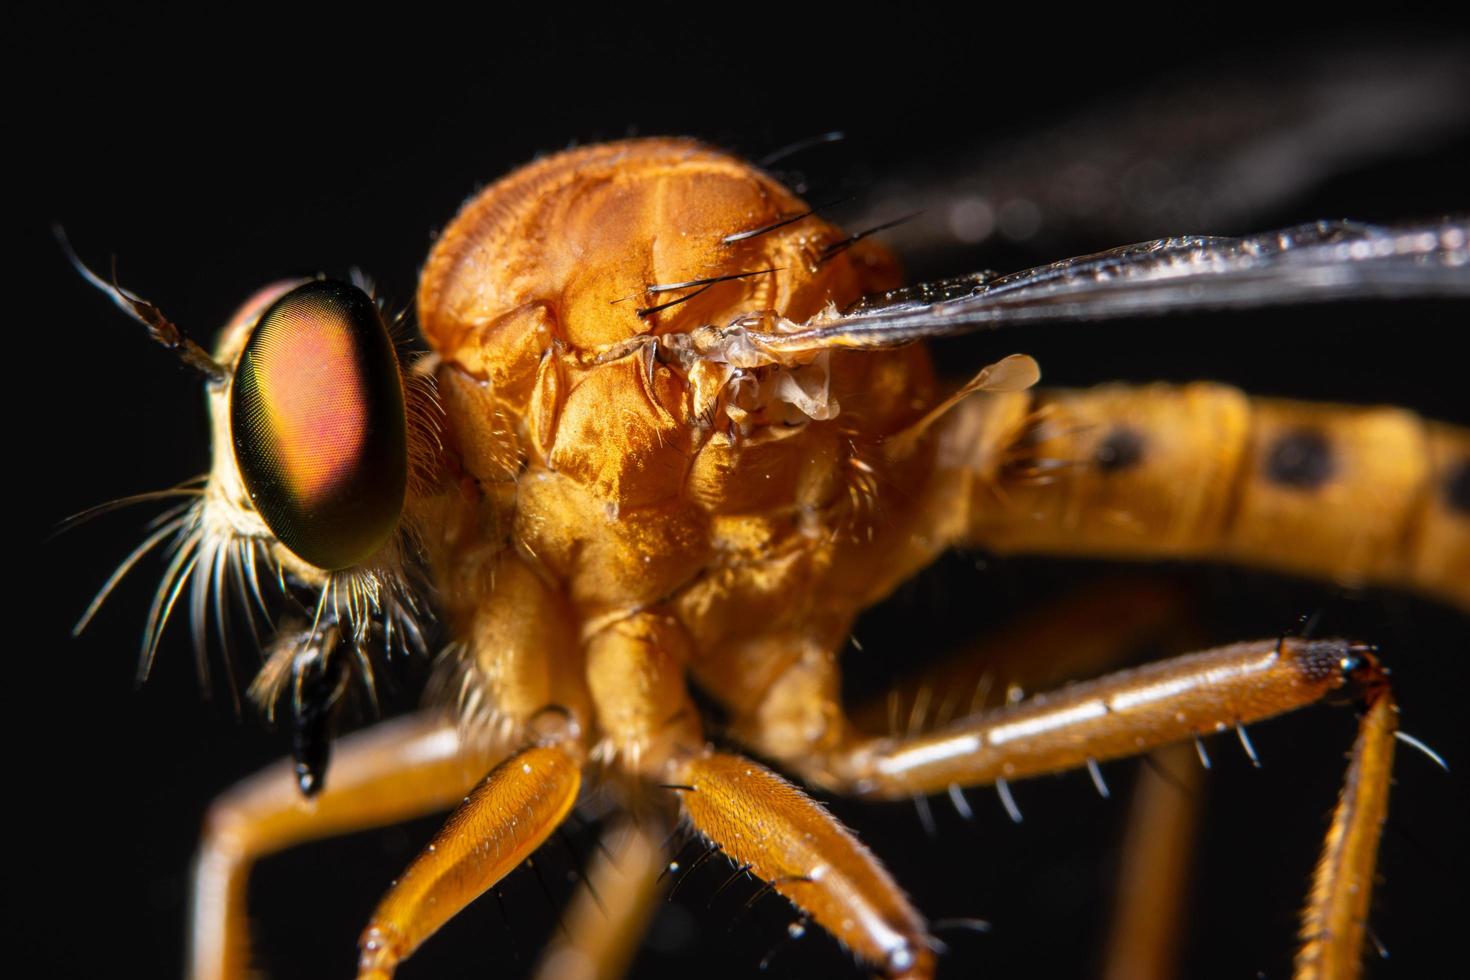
{"left": 17, "top": 6, "right": 1470, "bottom": 979}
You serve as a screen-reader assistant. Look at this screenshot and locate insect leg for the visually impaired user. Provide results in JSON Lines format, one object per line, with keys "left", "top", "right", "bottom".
{"left": 192, "top": 712, "right": 497, "bottom": 980}
{"left": 826, "top": 637, "right": 1381, "bottom": 797}
{"left": 1295, "top": 690, "right": 1397, "bottom": 980}
{"left": 434, "top": 552, "right": 593, "bottom": 748}
{"left": 529, "top": 818, "right": 669, "bottom": 980}
{"left": 672, "top": 751, "right": 937, "bottom": 979}
{"left": 356, "top": 740, "right": 583, "bottom": 979}
{"left": 585, "top": 612, "right": 704, "bottom": 778}
{"left": 1100, "top": 743, "right": 1203, "bottom": 980}
{"left": 814, "top": 638, "right": 1394, "bottom": 977}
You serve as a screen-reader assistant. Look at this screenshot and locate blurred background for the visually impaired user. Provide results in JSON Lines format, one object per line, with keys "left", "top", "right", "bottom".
{"left": 18, "top": 5, "right": 1470, "bottom": 978}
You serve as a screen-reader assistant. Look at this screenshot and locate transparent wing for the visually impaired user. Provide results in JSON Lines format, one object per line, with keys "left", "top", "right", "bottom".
{"left": 737, "top": 218, "right": 1469, "bottom": 358}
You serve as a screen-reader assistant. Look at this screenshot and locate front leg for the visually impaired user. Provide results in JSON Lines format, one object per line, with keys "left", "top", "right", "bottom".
{"left": 356, "top": 739, "right": 583, "bottom": 979}
{"left": 192, "top": 712, "right": 500, "bottom": 980}
{"left": 583, "top": 611, "right": 937, "bottom": 978}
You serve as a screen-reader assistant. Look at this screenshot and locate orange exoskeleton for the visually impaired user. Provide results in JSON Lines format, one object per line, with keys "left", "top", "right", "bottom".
{"left": 71, "top": 137, "right": 1469, "bottom": 979}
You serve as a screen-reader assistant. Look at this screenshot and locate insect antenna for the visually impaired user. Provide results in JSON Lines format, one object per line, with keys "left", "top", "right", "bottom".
{"left": 56, "top": 226, "right": 226, "bottom": 383}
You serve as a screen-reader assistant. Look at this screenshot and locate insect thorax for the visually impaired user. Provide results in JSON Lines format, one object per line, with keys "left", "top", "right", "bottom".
{"left": 416, "top": 139, "right": 950, "bottom": 738}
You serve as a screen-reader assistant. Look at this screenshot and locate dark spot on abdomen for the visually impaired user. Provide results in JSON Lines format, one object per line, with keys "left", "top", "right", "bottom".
{"left": 1447, "top": 458, "right": 1470, "bottom": 515}
{"left": 1095, "top": 426, "right": 1145, "bottom": 473}
{"left": 1265, "top": 428, "right": 1335, "bottom": 490}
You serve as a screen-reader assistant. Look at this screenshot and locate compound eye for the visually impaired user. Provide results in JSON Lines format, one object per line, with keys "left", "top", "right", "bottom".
{"left": 230, "top": 280, "right": 407, "bottom": 570}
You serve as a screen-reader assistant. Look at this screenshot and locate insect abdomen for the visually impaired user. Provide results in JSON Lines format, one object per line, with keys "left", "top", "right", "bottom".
{"left": 952, "top": 384, "right": 1470, "bottom": 607}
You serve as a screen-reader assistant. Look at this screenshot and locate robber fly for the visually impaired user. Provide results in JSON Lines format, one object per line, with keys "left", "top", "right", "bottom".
{"left": 58, "top": 120, "right": 1469, "bottom": 980}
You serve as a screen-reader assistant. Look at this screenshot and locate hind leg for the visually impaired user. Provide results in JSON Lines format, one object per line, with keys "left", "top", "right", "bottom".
{"left": 768, "top": 636, "right": 1396, "bottom": 979}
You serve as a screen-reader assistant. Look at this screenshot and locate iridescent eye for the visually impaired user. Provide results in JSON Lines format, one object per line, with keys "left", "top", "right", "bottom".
{"left": 230, "top": 280, "right": 408, "bottom": 570}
